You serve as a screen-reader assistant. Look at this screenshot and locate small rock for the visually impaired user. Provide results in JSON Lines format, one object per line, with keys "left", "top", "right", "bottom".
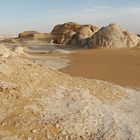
{"left": 31, "top": 129, "right": 37, "bottom": 133}
{"left": 1, "top": 122, "right": 6, "bottom": 126}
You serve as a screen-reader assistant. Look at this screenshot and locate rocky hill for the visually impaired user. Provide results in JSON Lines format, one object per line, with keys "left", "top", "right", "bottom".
{"left": 70, "top": 24, "right": 99, "bottom": 47}
{"left": 51, "top": 22, "right": 99, "bottom": 45}
{"left": 0, "top": 44, "right": 140, "bottom": 140}
{"left": 51, "top": 22, "right": 81, "bottom": 44}
{"left": 88, "top": 24, "right": 140, "bottom": 48}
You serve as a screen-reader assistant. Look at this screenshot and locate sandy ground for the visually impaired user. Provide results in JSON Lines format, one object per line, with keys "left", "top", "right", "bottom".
{"left": 23, "top": 46, "right": 140, "bottom": 88}
{"left": 0, "top": 54, "right": 140, "bottom": 140}
{"left": 0, "top": 45, "right": 140, "bottom": 139}
{"left": 60, "top": 48, "right": 140, "bottom": 89}
{"left": 23, "top": 53, "right": 71, "bottom": 70}
{"left": 23, "top": 45, "right": 74, "bottom": 70}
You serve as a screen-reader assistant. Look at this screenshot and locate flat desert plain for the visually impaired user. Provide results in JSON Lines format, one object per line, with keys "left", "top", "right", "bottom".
{"left": 60, "top": 48, "right": 140, "bottom": 89}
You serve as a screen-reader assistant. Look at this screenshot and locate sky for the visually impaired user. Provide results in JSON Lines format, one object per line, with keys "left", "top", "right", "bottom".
{"left": 0, "top": 0, "right": 140, "bottom": 34}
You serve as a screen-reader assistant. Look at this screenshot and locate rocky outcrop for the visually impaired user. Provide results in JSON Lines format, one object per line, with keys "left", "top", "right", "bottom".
{"left": 51, "top": 22, "right": 99, "bottom": 45}
{"left": 70, "top": 24, "right": 99, "bottom": 47}
{"left": 51, "top": 22, "right": 80, "bottom": 35}
{"left": 15, "top": 22, "right": 140, "bottom": 48}
{"left": 88, "top": 23, "right": 140, "bottom": 48}
{"left": 17, "top": 23, "right": 82, "bottom": 45}
{"left": 18, "top": 31, "right": 39, "bottom": 38}
{"left": 51, "top": 22, "right": 81, "bottom": 44}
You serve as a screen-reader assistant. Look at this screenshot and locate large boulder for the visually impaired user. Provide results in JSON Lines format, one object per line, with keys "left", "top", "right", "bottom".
{"left": 51, "top": 22, "right": 99, "bottom": 45}
{"left": 88, "top": 24, "right": 140, "bottom": 48}
{"left": 51, "top": 22, "right": 80, "bottom": 44}
{"left": 51, "top": 22, "right": 81, "bottom": 35}
{"left": 70, "top": 24, "right": 99, "bottom": 47}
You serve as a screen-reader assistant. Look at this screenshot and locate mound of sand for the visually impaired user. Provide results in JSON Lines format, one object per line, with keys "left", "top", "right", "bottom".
{"left": 0, "top": 47, "right": 140, "bottom": 139}
{"left": 88, "top": 23, "right": 140, "bottom": 48}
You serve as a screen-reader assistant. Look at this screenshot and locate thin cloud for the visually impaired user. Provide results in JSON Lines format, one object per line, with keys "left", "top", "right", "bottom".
{"left": 84, "top": 6, "right": 111, "bottom": 12}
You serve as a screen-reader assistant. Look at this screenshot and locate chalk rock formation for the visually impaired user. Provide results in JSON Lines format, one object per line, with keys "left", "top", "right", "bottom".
{"left": 0, "top": 47, "right": 140, "bottom": 139}
{"left": 15, "top": 22, "right": 140, "bottom": 48}
{"left": 70, "top": 24, "right": 99, "bottom": 47}
{"left": 51, "top": 22, "right": 98, "bottom": 45}
{"left": 51, "top": 22, "right": 80, "bottom": 35}
{"left": 88, "top": 23, "right": 140, "bottom": 48}
{"left": 51, "top": 22, "right": 80, "bottom": 44}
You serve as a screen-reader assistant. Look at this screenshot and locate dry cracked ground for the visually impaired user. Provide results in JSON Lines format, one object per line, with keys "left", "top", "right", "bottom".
{"left": 0, "top": 45, "right": 140, "bottom": 140}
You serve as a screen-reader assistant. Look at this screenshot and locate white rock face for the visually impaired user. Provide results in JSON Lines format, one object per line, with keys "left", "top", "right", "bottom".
{"left": 70, "top": 25, "right": 99, "bottom": 47}
{"left": 88, "top": 24, "right": 140, "bottom": 48}
{"left": 51, "top": 22, "right": 99, "bottom": 45}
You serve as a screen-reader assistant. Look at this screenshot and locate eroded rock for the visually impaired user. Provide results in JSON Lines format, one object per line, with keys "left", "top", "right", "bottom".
{"left": 88, "top": 23, "right": 140, "bottom": 48}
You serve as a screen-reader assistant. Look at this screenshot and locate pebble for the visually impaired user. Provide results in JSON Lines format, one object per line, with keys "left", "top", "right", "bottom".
{"left": 31, "top": 129, "right": 37, "bottom": 133}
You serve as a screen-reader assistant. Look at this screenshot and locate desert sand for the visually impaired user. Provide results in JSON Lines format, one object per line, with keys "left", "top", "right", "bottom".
{"left": 0, "top": 45, "right": 140, "bottom": 140}
{"left": 61, "top": 48, "right": 140, "bottom": 89}
{"left": 23, "top": 46, "right": 140, "bottom": 89}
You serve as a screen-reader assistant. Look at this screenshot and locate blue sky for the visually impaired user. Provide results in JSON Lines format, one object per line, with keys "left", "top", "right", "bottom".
{"left": 0, "top": 0, "right": 140, "bottom": 34}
